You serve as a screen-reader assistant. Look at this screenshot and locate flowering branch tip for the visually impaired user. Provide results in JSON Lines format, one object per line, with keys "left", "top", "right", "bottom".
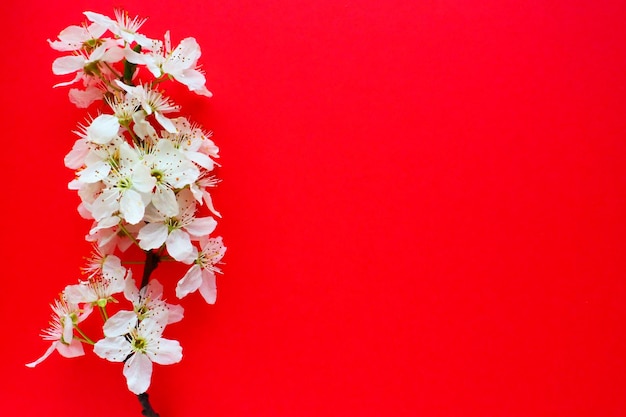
{"left": 30, "top": 9, "right": 227, "bottom": 416}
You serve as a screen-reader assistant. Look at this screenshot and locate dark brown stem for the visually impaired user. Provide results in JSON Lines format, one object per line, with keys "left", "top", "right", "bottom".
{"left": 137, "top": 393, "right": 160, "bottom": 417}
{"left": 140, "top": 250, "right": 160, "bottom": 289}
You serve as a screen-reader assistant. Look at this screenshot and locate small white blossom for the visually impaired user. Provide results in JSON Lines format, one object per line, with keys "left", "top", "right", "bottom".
{"left": 48, "top": 22, "right": 107, "bottom": 52}
{"left": 142, "top": 139, "right": 200, "bottom": 217}
{"left": 124, "top": 31, "right": 212, "bottom": 96}
{"left": 52, "top": 40, "right": 124, "bottom": 88}
{"left": 26, "top": 295, "right": 92, "bottom": 367}
{"left": 65, "top": 251, "right": 128, "bottom": 306}
{"left": 176, "top": 237, "right": 226, "bottom": 303}
{"left": 89, "top": 141, "right": 156, "bottom": 225}
{"left": 94, "top": 318, "right": 182, "bottom": 394}
{"left": 104, "top": 278, "right": 184, "bottom": 338}
{"left": 138, "top": 189, "right": 217, "bottom": 261}
{"left": 114, "top": 81, "right": 180, "bottom": 133}
{"left": 84, "top": 10, "right": 153, "bottom": 48}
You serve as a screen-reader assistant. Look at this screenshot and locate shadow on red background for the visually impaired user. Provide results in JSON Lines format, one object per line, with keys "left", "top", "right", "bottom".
{"left": 1, "top": 0, "right": 625, "bottom": 416}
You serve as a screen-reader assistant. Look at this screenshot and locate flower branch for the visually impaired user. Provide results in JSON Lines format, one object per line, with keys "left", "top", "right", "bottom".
{"left": 28, "top": 9, "right": 226, "bottom": 416}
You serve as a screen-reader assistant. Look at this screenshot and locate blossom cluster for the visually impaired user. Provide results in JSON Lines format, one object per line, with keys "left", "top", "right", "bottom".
{"left": 27, "top": 10, "right": 225, "bottom": 396}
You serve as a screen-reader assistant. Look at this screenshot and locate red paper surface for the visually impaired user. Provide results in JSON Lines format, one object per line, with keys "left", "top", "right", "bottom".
{"left": 2, "top": 1, "right": 626, "bottom": 416}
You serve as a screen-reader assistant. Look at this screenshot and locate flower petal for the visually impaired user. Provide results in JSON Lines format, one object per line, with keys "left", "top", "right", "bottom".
{"left": 198, "top": 270, "right": 217, "bottom": 304}
{"left": 166, "top": 303, "right": 184, "bottom": 324}
{"left": 151, "top": 187, "right": 178, "bottom": 217}
{"left": 94, "top": 336, "right": 132, "bottom": 362}
{"left": 120, "top": 189, "right": 146, "bottom": 225}
{"left": 185, "top": 216, "right": 217, "bottom": 238}
{"left": 147, "top": 338, "right": 182, "bottom": 365}
{"left": 175, "top": 264, "right": 202, "bottom": 299}
{"left": 123, "top": 353, "right": 153, "bottom": 395}
{"left": 103, "top": 310, "right": 138, "bottom": 337}
{"left": 52, "top": 55, "right": 85, "bottom": 75}
{"left": 137, "top": 223, "right": 168, "bottom": 250}
{"left": 166, "top": 229, "right": 193, "bottom": 262}
{"left": 87, "top": 114, "right": 120, "bottom": 144}
{"left": 57, "top": 339, "right": 85, "bottom": 358}
{"left": 25, "top": 342, "right": 58, "bottom": 368}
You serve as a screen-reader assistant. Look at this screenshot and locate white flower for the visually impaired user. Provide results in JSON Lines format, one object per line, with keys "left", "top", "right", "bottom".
{"left": 166, "top": 117, "right": 219, "bottom": 171}
{"left": 52, "top": 40, "right": 124, "bottom": 87}
{"left": 176, "top": 237, "right": 226, "bottom": 303}
{"left": 143, "top": 139, "right": 200, "bottom": 216}
{"left": 137, "top": 189, "right": 217, "bottom": 261}
{"left": 84, "top": 10, "right": 153, "bottom": 48}
{"left": 69, "top": 83, "right": 105, "bottom": 108}
{"left": 114, "top": 81, "right": 180, "bottom": 133}
{"left": 87, "top": 217, "right": 140, "bottom": 253}
{"left": 48, "top": 22, "right": 107, "bottom": 51}
{"left": 64, "top": 251, "right": 128, "bottom": 306}
{"left": 90, "top": 141, "right": 156, "bottom": 225}
{"left": 94, "top": 318, "right": 182, "bottom": 394}
{"left": 26, "top": 295, "right": 92, "bottom": 368}
{"left": 190, "top": 173, "right": 222, "bottom": 218}
{"left": 124, "top": 31, "right": 212, "bottom": 96}
{"left": 103, "top": 279, "right": 184, "bottom": 338}
{"left": 84, "top": 114, "right": 121, "bottom": 145}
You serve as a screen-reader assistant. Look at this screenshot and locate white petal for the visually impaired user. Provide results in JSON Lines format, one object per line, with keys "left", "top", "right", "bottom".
{"left": 49, "top": 25, "right": 88, "bottom": 51}
{"left": 25, "top": 343, "right": 58, "bottom": 368}
{"left": 64, "top": 283, "right": 95, "bottom": 304}
{"left": 147, "top": 338, "right": 182, "bottom": 365}
{"left": 103, "top": 310, "right": 138, "bottom": 337}
{"left": 94, "top": 336, "right": 132, "bottom": 362}
{"left": 120, "top": 189, "right": 146, "bottom": 225}
{"left": 69, "top": 86, "right": 103, "bottom": 108}
{"left": 52, "top": 55, "right": 85, "bottom": 75}
{"left": 166, "top": 229, "right": 193, "bottom": 261}
{"left": 145, "top": 279, "right": 164, "bottom": 298}
{"left": 139, "top": 317, "right": 165, "bottom": 339}
{"left": 56, "top": 339, "right": 85, "bottom": 358}
{"left": 89, "top": 216, "right": 120, "bottom": 235}
{"left": 87, "top": 114, "right": 120, "bottom": 144}
{"left": 186, "top": 151, "right": 214, "bottom": 170}
{"left": 152, "top": 187, "right": 178, "bottom": 217}
{"left": 185, "top": 216, "right": 217, "bottom": 238}
{"left": 83, "top": 11, "right": 114, "bottom": 27}
{"left": 203, "top": 191, "right": 222, "bottom": 218}
{"left": 194, "top": 85, "right": 213, "bottom": 97}
{"left": 198, "top": 270, "right": 217, "bottom": 304}
{"left": 123, "top": 354, "right": 153, "bottom": 395}
{"left": 102, "top": 255, "right": 126, "bottom": 282}
{"left": 166, "top": 303, "right": 184, "bottom": 324}
{"left": 78, "top": 160, "right": 111, "bottom": 183}
{"left": 137, "top": 223, "right": 168, "bottom": 250}
{"left": 64, "top": 138, "right": 90, "bottom": 169}
{"left": 91, "top": 188, "right": 120, "bottom": 221}
{"left": 155, "top": 112, "right": 177, "bottom": 133}
{"left": 175, "top": 265, "right": 202, "bottom": 299}
{"left": 124, "top": 273, "right": 139, "bottom": 302}
{"left": 130, "top": 166, "right": 156, "bottom": 194}
{"left": 175, "top": 68, "right": 207, "bottom": 92}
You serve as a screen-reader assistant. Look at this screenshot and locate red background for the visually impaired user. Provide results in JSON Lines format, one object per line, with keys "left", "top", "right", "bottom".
{"left": 2, "top": 0, "right": 626, "bottom": 416}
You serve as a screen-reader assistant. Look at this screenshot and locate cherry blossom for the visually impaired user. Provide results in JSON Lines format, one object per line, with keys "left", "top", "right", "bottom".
{"left": 137, "top": 189, "right": 217, "bottom": 261}
{"left": 94, "top": 318, "right": 182, "bottom": 394}
{"left": 26, "top": 294, "right": 92, "bottom": 367}
{"left": 176, "top": 237, "right": 226, "bottom": 303}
